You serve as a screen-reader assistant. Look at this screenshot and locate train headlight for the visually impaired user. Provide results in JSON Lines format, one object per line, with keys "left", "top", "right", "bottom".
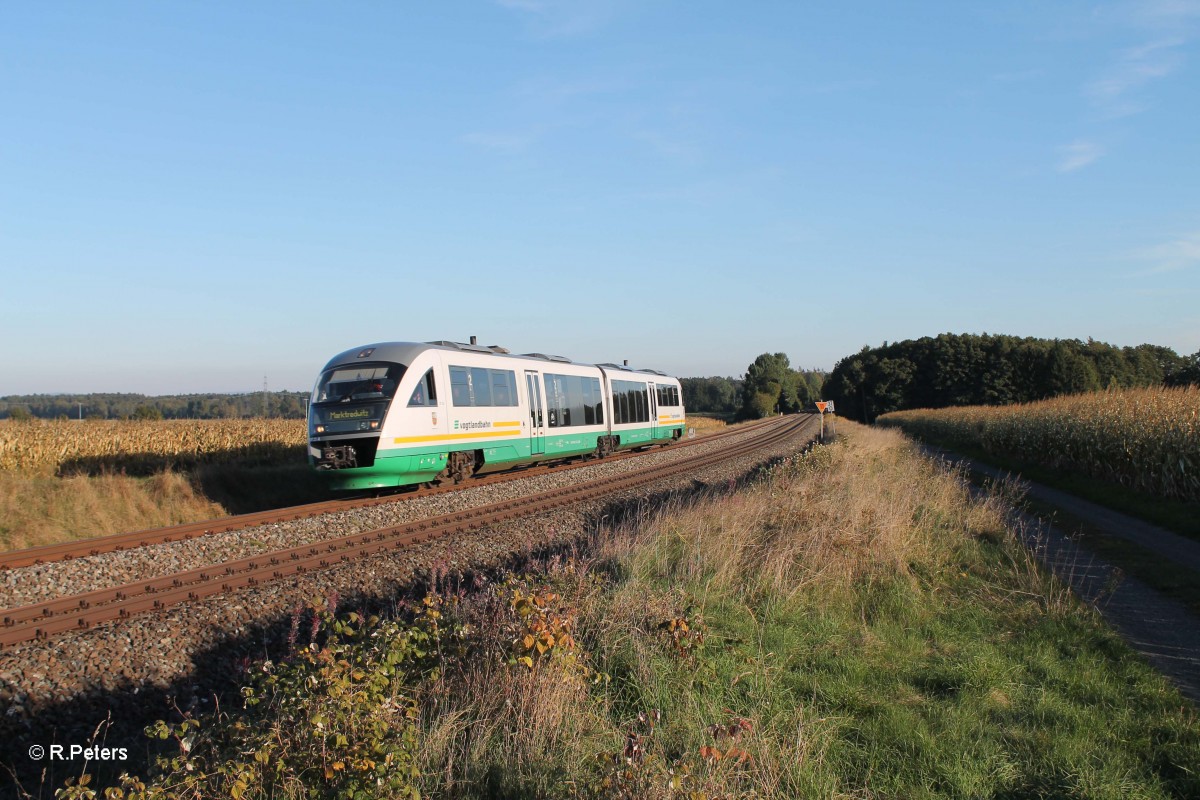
{"left": 370, "top": 421, "right": 380, "bottom": 429}
{"left": 315, "top": 425, "right": 325, "bottom": 434}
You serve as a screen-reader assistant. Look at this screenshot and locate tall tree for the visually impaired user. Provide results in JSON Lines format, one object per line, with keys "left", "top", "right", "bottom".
{"left": 740, "top": 353, "right": 793, "bottom": 418}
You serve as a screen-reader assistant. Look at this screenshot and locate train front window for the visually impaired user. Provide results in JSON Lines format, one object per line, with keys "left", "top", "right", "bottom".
{"left": 313, "top": 364, "right": 406, "bottom": 405}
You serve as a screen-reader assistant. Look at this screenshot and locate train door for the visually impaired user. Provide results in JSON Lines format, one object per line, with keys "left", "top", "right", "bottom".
{"left": 648, "top": 382, "right": 658, "bottom": 439}
{"left": 525, "top": 370, "right": 545, "bottom": 456}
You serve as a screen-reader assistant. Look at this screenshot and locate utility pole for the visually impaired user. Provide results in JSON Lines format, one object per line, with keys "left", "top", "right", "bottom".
{"left": 262, "top": 376, "right": 269, "bottom": 418}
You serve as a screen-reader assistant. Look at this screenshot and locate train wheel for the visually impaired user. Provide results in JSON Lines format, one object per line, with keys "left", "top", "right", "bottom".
{"left": 441, "top": 450, "right": 479, "bottom": 485}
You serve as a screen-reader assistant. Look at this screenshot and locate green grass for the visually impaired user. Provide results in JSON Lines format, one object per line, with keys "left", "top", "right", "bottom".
{"left": 915, "top": 434, "right": 1200, "bottom": 617}
{"left": 586, "top": 515, "right": 1197, "bottom": 798}
{"left": 1013, "top": 491, "right": 1200, "bottom": 618}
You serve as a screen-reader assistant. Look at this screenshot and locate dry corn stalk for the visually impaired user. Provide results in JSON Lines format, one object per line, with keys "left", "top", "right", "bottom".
{"left": 0, "top": 419, "right": 306, "bottom": 476}
{"left": 877, "top": 386, "right": 1200, "bottom": 501}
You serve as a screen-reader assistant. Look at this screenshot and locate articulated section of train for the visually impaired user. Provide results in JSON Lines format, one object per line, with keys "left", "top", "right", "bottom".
{"left": 307, "top": 340, "right": 686, "bottom": 490}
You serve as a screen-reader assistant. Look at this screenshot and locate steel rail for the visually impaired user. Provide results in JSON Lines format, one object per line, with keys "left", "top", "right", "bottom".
{"left": 0, "top": 415, "right": 816, "bottom": 648}
{"left": 0, "top": 418, "right": 775, "bottom": 570}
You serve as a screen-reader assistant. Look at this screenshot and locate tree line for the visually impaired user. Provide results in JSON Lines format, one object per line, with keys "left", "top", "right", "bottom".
{"left": 825, "top": 333, "right": 1200, "bottom": 422}
{"left": 5, "top": 359, "right": 824, "bottom": 423}
{"left": 682, "top": 355, "right": 826, "bottom": 419}
{"left": 16, "top": 333, "right": 1189, "bottom": 424}
{"left": 1, "top": 392, "right": 311, "bottom": 421}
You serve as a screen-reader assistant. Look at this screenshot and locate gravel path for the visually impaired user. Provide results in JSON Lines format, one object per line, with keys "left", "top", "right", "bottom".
{"left": 922, "top": 445, "right": 1200, "bottom": 704}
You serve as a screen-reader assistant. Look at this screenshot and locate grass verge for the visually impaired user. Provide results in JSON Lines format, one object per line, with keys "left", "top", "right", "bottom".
{"left": 0, "top": 465, "right": 333, "bottom": 553}
{"left": 894, "top": 432, "right": 1200, "bottom": 542}
{"left": 32, "top": 422, "right": 1200, "bottom": 799}
{"left": 998, "top": 485, "right": 1200, "bottom": 618}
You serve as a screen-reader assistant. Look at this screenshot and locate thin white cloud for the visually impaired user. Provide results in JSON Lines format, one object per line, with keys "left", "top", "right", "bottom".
{"left": 1136, "top": 0, "right": 1200, "bottom": 24}
{"left": 459, "top": 131, "right": 538, "bottom": 151}
{"left": 990, "top": 68, "right": 1044, "bottom": 83}
{"left": 493, "top": 0, "right": 619, "bottom": 38}
{"left": 793, "top": 79, "right": 877, "bottom": 95}
{"left": 1133, "top": 231, "right": 1200, "bottom": 275}
{"left": 632, "top": 130, "right": 702, "bottom": 163}
{"left": 1086, "top": 36, "right": 1185, "bottom": 115}
{"left": 1057, "top": 140, "right": 1105, "bottom": 172}
{"left": 512, "top": 76, "right": 626, "bottom": 104}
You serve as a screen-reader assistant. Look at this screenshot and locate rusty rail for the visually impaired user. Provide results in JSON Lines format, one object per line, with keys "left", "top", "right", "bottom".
{"left": 0, "top": 415, "right": 816, "bottom": 648}
{"left": 0, "top": 418, "right": 774, "bottom": 570}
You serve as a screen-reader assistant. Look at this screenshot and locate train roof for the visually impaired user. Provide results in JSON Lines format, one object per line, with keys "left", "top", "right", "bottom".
{"left": 319, "top": 341, "right": 677, "bottom": 379}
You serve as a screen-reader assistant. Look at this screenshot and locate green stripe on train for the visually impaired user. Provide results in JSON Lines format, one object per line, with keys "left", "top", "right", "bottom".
{"left": 320, "top": 424, "right": 684, "bottom": 490}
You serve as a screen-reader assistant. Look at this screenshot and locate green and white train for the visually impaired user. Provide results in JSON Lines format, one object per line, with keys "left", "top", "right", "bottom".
{"left": 307, "top": 339, "right": 686, "bottom": 490}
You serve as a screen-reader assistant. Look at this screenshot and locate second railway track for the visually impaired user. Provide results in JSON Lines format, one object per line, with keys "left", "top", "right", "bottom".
{"left": 1, "top": 415, "right": 817, "bottom": 649}
{"left": 0, "top": 418, "right": 775, "bottom": 571}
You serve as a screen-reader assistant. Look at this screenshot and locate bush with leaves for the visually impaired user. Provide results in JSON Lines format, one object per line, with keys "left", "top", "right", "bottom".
{"left": 56, "top": 598, "right": 459, "bottom": 800}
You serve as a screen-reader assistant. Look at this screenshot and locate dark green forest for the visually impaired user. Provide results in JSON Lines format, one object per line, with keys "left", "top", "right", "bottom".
{"left": 0, "top": 392, "right": 310, "bottom": 420}
{"left": 825, "top": 333, "right": 1200, "bottom": 422}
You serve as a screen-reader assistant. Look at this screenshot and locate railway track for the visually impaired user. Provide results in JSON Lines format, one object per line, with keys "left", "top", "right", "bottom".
{"left": 0, "top": 415, "right": 816, "bottom": 648}
{"left": 0, "top": 418, "right": 775, "bottom": 571}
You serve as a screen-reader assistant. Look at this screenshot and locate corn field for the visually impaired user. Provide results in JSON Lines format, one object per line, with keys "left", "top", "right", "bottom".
{"left": 0, "top": 419, "right": 307, "bottom": 476}
{"left": 876, "top": 386, "right": 1200, "bottom": 502}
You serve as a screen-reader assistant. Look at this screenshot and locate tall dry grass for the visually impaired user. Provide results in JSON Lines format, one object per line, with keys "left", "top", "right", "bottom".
{"left": 413, "top": 422, "right": 1084, "bottom": 798}
{"left": 0, "top": 470, "right": 227, "bottom": 551}
{"left": 0, "top": 418, "right": 312, "bottom": 553}
{"left": 600, "top": 423, "right": 1018, "bottom": 607}
{"left": 685, "top": 416, "right": 728, "bottom": 436}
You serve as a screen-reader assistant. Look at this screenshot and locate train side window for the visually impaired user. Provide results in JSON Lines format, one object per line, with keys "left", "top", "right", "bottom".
{"left": 545, "top": 375, "right": 560, "bottom": 427}
{"left": 408, "top": 382, "right": 426, "bottom": 407}
{"left": 409, "top": 369, "right": 437, "bottom": 407}
{"left": 583, "top": 378, "right": 595, "bottom": 425}
{"left": 450, "top": 367, "right": 471, "bottom": 407}
{"left": 490, "top": 369, "right": 516, "bottom": 406}
{"left": 470, "top": 368, "right": 492, "bottom": 406}
{"left": 506, "top": 371, "right": 518, "bottom": 406}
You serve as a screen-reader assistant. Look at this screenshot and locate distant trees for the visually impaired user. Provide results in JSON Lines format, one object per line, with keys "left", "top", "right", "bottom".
{"left": 826, "top": 333, "right": 1196, "bottom": 422}
{"left": 132, "top": 404, "right": 164, "bottom": 421}
{"left": 737, "top": 353, "right": 823, "bottom": 419}
{"left": 680, "top": 377, "right": 741, "bottom": 414}
{"left": 1169, "top": 350, "right": 1200, "bottom": 387}
{"left": 0, "top": 392, "right": 311, "bottom": 420}
{"left": 682, "top": 358, "right": 826, "bottom": 419}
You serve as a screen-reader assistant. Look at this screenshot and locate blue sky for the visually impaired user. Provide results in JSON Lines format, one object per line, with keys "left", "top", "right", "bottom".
{"left": 2, "top": 1, "right": 1197, "bottom": 394}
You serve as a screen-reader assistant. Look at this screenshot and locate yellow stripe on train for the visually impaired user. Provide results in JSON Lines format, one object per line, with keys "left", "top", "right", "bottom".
{"left": 393, "top": 429, "right": 521, "bottom": 444}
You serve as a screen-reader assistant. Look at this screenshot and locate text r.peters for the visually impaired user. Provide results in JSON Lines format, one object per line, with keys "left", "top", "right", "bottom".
{"left": 44, "top": 745, "right": 129, "bottom": 761}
